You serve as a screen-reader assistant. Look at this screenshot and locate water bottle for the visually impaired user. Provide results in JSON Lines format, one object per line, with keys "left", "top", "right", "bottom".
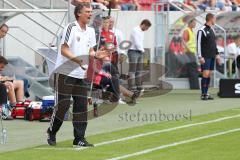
{"left": 1, "top": 128, "right": 7, "bottom": 144}
{"left": 93, "top": 103, "right": 98, "bottom": 117}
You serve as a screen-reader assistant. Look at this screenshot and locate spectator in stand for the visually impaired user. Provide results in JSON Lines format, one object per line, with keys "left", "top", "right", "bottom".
{"left": 198, "top": 0, "right": 214, "bottom": 10}
{"left": 118, "top": 0, "right": 141, "bottom": 11}
{"left": 229, "top": 0, "right": 239, "bottom": 11}
{"left": 235, "top": 0, "right": 240, "bottom": 4}
{"left": 93, "top": 0, "right": 109, "bottom": 7}
{"left": 184, "top": 0, "right": 198, "bottom": 9}
{"left": 213, "top": 0, "right": 226, "bottom": 10}
{"left": 108, "top": 0, "right": 119, "bottom": 9}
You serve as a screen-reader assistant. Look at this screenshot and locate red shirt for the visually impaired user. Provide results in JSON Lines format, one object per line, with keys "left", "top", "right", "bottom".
{"left": 100, "top": 30, "right": 118, "bottom": 64}
{"left": 100, "top": 30, "right": 117, "bottom": 47}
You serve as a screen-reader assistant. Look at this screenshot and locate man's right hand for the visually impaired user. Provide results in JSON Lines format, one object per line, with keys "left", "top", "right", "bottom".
{"left": 199, "top": 57, "right": 205, "bottom": 64}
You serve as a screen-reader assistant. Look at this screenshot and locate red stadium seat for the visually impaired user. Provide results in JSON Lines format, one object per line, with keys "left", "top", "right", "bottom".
{"left": 138, "top": 0, "right": 157, "bottom": 11}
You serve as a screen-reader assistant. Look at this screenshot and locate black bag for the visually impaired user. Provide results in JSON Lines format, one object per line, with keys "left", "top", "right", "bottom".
{"left": 186, "top": 62, "right": 200, "bottom": 89}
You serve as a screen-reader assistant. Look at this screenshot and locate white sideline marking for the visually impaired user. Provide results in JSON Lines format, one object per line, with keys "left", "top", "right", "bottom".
{"left": 106, "top": 128, "right": 240, "bottom": 160}
{"left": 36, "top": 114, "right": 240, "bottom": 151}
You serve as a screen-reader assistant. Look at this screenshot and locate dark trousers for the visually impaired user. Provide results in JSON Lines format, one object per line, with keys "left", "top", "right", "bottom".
{"left": 102, "top": 62, "right": 119, "bottom": 76}
{"left": 49, "top": 74, "right": 88, "bottom": 141}
{"left": 128, "top": 50, "right": 144, "bottom": 89}
{"left": 0, "top": 83, "right": 8, "bottom": 105}
{"left": 101, "top": 62, "right": 120, "bottom": 101}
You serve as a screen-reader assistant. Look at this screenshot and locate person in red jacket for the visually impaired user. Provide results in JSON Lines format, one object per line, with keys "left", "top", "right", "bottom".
{"left": 87, "top": 16, "right": 120, "bottom": 102}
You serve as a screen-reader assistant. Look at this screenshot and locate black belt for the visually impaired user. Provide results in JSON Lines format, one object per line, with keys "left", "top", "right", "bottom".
{"left": 129, "top": 49, "right": 142, "bottom": 53}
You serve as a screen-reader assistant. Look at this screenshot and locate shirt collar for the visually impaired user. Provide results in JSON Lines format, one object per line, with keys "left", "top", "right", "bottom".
{"left": 137, "top": 26, "right": 143, "bottom": 32}
{"left": 74, "top": 21, "right": 88, "bottom": 32}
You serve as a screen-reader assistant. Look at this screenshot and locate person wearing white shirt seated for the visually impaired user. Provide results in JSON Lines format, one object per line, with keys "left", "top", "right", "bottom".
{"left": 128, "top": 19, "right": 151, "bottom": 91}
{"left": 216, "top": 36, "right": 225, "bottom": 74}
{"left": 227, "top": 35, "right": 240, "bottom": 76}
{"left": 227, "top": 35, "right": 240, "bottom": 57}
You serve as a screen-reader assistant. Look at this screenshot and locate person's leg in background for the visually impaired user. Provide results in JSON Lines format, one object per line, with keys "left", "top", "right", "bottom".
{"left": 1, "top": 82, "right": 15, "bottom": 120}
{"left": 100, "top": 74, "right": 120, "bottom": 102}
{"left": 0, "top": 83, "right": 8, "bottom": 115}
{"left": 135, "top": 52, "right": 144, "bottom": 91}
{"left": 13, "top": 80, "right": 24, "bottom": 102}
{"left": 22, "top": 78, "right": 30, "bottom": 98}
{"left": 4, "top": 81, "right": 16, "bottom": 105}
{"left": 0, "top": 83, "right": 8, "bottom": 106}
{"left": 119, "top": 85, "right": 140, "bottom": 104}
{"left": 128, "top": 50, "right": 138, "bottom": 90}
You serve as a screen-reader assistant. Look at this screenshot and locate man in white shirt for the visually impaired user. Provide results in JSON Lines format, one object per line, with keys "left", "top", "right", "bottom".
{"left": 47, "top": 3, "right": 106, "bottom": 148}
{"left": 227, "top": 35, "right": 240, "bottom": 57}
{"left": 227, "top": 35, "right": 240, "bottom": 76}
{"left": 128, "top": 19, "right": 151, "bottom": 91}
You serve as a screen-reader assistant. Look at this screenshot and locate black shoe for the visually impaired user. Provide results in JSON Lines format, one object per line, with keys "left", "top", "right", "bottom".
{"left": 206, "top": 94, "right": 214, "bottom": 100}
{"left": 47, "top": 128, "right": 56, "bottom": 146}
{"left": 136, "top": 86, "right": 143, "bottom": 91}
{"left": 201, "top": 94, "right": 208, "bottom": 100}
{"left": 73, "top": 138, "right": 94, "bottom": 148}
{"left": 129, "top": 91, "right": 140, "bottom": 104}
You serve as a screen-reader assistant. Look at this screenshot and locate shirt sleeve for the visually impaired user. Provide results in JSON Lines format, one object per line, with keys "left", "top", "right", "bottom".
{"left": 196, "top": 30, "right": 203, "bottom": 58}
{"left": 131, "top": 29, "right": 144, "bottom": 52}
{"left": 60, "top": 23, "right": 75, "bottom": 47}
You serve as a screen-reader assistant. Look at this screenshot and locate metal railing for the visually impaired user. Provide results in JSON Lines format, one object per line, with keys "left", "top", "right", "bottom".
{"left": 9, "top": 26, "right": 57, "bottom": 54}
{"left": 21, "top": 0, "right": 64, "bottom": 29}
{"left": 0, "top": 1, "right": 67, "bottom": 67}
{"left": 7, "top": 32, "right": 56, "bottom": 65}
{"left": 2, "top": 0, "right": 68, "bottom": 9}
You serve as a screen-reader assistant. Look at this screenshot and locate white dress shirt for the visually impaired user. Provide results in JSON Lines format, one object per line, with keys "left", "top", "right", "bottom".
{"left": 129, "top": 26, "right": 144, "bottom": 52}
